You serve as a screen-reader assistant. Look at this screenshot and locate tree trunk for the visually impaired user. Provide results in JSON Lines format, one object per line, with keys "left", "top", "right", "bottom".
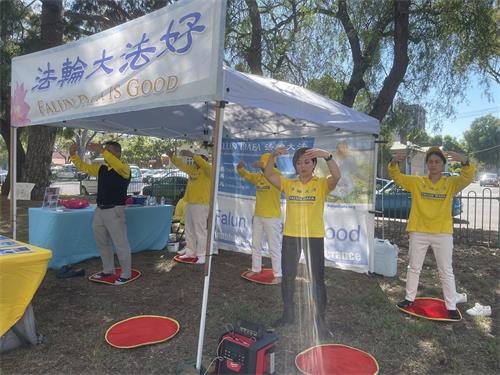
{"left": 244, "top": 0, "right": 263, "bottom": 75}
{"left": 24, "top": 0, "right": 64, "bottom": 200}
{"left": 369, "top": 0, "right": 410, "bottom": 121}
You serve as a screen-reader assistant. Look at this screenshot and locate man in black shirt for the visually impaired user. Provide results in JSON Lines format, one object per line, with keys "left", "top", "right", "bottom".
{"left": 70, "top": 141, "right": 132, "bottom": 285}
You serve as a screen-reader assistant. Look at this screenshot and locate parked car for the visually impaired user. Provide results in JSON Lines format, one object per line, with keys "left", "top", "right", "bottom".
{"left": 0, "top": 169, "right": 7, "bottom": 184}
{"left": 80, "top": 165, "right": 144, "bottom": 195}
{"left": 141, "top": 170, "right": 188, "bottom": 205}
{"left": 56, "top": 164, "right": 79, "bottom": 179}
{"left": 375, "top": 180, "right": 462, "bottom": 218}
{"left": 479, "top": 173, "right": 499, "bottom": 187}
{"left": 376, "top": 177, "right": 390, "bottom": 191}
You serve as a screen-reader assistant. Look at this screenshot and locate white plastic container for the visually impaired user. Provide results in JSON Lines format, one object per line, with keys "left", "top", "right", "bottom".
{"left": 167, "top": 241, "right": 179, "bottom": 253}
{"left": 373, "top": 238, "right": 399, "bottom": 277}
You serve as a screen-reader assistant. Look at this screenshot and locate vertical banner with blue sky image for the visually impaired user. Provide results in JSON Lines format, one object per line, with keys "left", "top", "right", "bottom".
{"left": 215, "top": 135, "right": 377, "bottom": 273}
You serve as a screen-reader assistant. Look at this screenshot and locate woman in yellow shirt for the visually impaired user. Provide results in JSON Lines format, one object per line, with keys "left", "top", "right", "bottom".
{"left": 237, "top": 153, "right": 283, "bottom": 283}
{"left": 264, "top": 147, "right": 340, "bottom": 330}
{"left": 389, "top": 147, "right": 475, "bottom": 320}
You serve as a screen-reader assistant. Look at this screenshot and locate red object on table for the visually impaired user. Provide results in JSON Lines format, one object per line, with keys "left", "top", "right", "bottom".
{"left": 60, "top": 198, "right": 89, "bottom": 209}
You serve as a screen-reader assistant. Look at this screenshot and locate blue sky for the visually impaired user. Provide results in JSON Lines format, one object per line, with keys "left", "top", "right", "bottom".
{"left": 435, "top": 76, "right": 499, "bottom": 140}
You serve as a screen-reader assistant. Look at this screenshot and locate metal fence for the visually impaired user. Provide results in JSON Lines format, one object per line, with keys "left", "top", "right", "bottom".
{"left": 375, "top": 188, "right": 500, "bottom": 248}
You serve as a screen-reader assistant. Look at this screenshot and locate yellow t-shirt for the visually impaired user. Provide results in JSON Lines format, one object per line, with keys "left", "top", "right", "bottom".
{"left": 70, "top": 150, "right": 130, "bottom": 179}
{"left": 280, "top": 175, "right": 329, "bottom": 238}
{"left": 237, "top": 167, "right": 281, "bottom": 218}
{"left": 388, "top": 163, "right": 475, "bottom": 234}
{"left": 171, "top": 155, "right": 211, "bottom": 205}
{"left": 173, "top": 197, "right": 186, "bottom": 221}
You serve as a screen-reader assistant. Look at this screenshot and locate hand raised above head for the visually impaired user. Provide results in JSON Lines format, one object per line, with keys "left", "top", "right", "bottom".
{"left": 272, "top": 147, "right": 288, "bottom": 157}
{"left": 69, "top": 143, "right": 78, "bottom": 156}
{"left": 444, "top": 150, "right": 466, "bottom": 163}
{"left": 390, "top": 151, "right": 406, "bottom": 164}
{"left": 88, "top": 143, "right": 104, "bottom": 153}
{"left": 161, "top": 153, "right": 170, "bottom": 166}
{"left": 304, "top": 148, "right": 329, "bottom": 159}
{"left": 236, "top": 160, "right": 245, "bottom": 169}
{"left": 179, "top": 149, "right": 194, "bottom": 158}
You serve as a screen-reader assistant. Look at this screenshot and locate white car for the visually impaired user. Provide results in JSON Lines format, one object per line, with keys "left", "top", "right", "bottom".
{"left": 80, "top": 165, "right": 144, "bottom": 195}
{"left": 56, "top": 164, "right": 78, "bottom": 179}
{"left": 0, "top": 169, "right": 7, "bottom": 184}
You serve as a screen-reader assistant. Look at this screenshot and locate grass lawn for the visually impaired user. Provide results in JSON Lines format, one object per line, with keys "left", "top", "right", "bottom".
{"left": 0, "top": 196, "right": 498, "bottom": 374}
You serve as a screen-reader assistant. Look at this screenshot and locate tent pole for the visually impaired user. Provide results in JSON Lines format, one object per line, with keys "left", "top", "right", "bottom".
{"left": 196, "top": 100, "right": 226, "bottom": 372}
{"left": 10, "top": 126, "right": 17, "bottom": 239}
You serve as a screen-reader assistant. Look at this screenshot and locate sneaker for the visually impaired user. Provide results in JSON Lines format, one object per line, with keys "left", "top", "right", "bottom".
{"left": 456, "top": 292, "right": 467, "bottom": 304}
{"left": 466, "top": 303, "right": 492, "bottom": 317}
{"left": 447, "top": 309, "right": 461, "bottom": 320}
{"left": 93, "top": 271, "right": 114, "bottom": 279}
{"left": 397, "top": 299, "right": 413, "bottom": 308}
{"left": 179, "top": 253, "right": 195, "bottom": 259}
{"left": 271, "top": 277, "right": 282, "bottom": 285}
{"left": 177, "top": 248, "right": 187, "bottom": 256}
{"left": 114, "top": 277, "right": 131, "bottom": 285}
{"left": 195, "top": 258, "right": 205, "bottom": 265}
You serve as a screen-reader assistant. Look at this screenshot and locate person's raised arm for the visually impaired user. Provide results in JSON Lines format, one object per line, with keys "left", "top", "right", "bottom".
{"left": 304, "top": 148, "right": 341, "bottom": 191}
{"left": 167, "top": 149, "right": 197, "bottom": 176}
{"left": 388, "top": 151, "right": 414, "bottom": 191}
{"left": 236, "top": 160, "right": 259, "bottom": 184}
{"left": 69, "top": 143, "right": 100, "bottom": 177}
{"left": 191, "top": 153, "right": 212, "bottom": 176}
{"left": 264, "top": 148, "right": 286, "bottom": 190}
{"left": 445, "top": 150, "right": 476, "bottom": 193}
{"left": 91, "top": 143, "right": 130, "bottom": 179}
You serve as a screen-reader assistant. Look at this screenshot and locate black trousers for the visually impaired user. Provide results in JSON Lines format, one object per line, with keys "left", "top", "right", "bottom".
{"left": 281, "top": 235, "right": 327, "bottom": 318}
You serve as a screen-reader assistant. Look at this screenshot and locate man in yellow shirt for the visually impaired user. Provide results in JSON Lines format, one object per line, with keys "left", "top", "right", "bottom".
{"left": 237, "top": 153, "right": 282, "bottom": 283}
{"left": 165, "top": 148, "right": 212, "bottom": 264}
{"left": 389, "top": 147, "right": 475, "bottom": 320}
{"left": 70, "top": 141, "right": 132, "bottom": 285}
{"left": 264, "top": 147, "right": 340, "bottom": 332}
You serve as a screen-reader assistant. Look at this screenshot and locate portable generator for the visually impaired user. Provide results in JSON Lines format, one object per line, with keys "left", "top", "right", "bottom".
{"left": 215, "top": 320, "right": 278, "bottom": 375}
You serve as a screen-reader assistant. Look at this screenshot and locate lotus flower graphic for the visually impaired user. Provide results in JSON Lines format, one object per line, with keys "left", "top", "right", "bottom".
{"left": 11, "top": 82, "right": 31, "bottom": 126}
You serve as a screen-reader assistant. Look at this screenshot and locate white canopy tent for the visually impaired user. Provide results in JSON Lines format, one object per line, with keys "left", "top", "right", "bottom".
{"left": 15, "top": 65, "right": 379, "bottom": 139}
{"left": 11, "top": 0, "right": 379, "bottom": 371}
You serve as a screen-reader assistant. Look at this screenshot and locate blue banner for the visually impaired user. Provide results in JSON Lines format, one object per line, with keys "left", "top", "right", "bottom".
{"left": 219, "top": 137, "right": 314, "bottom": 196}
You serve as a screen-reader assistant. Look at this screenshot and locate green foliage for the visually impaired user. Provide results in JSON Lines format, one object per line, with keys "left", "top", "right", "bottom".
{"left": 0, "top": 137, "right": 7, "bottom": 168}
{"left": 120, "top": 136, "right": 175, "bottom": 166}
{"left": 463, "top": 115, "right": 500, "bottom": 169}
{"left": 307, "top": 75, "right": 344, "bottom": 102}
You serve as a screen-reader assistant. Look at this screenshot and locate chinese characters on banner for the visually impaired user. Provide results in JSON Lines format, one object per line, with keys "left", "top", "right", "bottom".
{"left": 11, "top": 0, "right": 225, "bottom": 126}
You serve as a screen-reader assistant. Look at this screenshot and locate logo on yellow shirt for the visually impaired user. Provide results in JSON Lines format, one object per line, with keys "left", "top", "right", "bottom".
{"left": 421, "top": 192, "right": 446, "bottom": 200}
{"left": 289, "top": 195, "right": 316, "bottom": 201}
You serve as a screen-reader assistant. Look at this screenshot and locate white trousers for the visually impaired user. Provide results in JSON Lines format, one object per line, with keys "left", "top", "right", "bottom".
{"left": 405, "top": 232, "right": 457, "bottom": 309}
{"left": 184, "top": 203, "right": 209, "bottom": 262}
{"left": 92, "top": 206, "right": 131, "bottom": 279}
{"left": 251, "top": 216, "right": 282, "bottom": 277}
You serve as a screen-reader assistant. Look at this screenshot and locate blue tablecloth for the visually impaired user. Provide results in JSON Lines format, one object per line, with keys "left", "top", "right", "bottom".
{"left": 29, "top": 205, "right": 173, "bottom": 269}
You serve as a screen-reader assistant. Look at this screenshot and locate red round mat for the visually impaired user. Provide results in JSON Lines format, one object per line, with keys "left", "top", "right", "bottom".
{"left": 397, "top": 297, "right": 462, "bottom": 321}
{"left": 241, "top": 269, "right": 278, "bottom": 285}
{"left": 173, "top": 255, "right": 198, "bottom": 264}
{"left": 105, "top": 315, "right": 180, "bottom": 349}
{"left": 89, "top": 268, "right": 141, "bottom": 285}
{"left": 295, "top": 344, "right": 379, "bottom": 375}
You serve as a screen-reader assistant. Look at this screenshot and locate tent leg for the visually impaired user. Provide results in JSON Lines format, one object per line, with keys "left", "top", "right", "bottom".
{"left": 195, "top": 100, "right": 226, "bottom": 372}
{"left": 10, "top": 126, "right": 17, "bottom": 239}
